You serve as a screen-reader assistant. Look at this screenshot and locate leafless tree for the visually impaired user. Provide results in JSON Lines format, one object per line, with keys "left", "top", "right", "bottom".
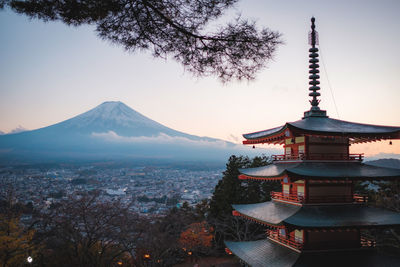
{"left": 34, "top": 192, "right": 146, "bottom": 267}
{"left": 210, "top": 214, "right": 265, "bottom": 245}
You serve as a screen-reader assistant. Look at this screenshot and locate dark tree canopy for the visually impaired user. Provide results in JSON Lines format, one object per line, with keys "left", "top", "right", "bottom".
{"left": 1, "top": 0, "right": 282, "bottom": 82}
{"left": 208, "top": 155, "right": 280, "bottom": 248}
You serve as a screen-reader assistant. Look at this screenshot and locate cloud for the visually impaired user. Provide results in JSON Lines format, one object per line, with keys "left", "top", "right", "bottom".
{"left": 228, "top": 134, "right": 240, "bottom": 143}
{"left": 90, "top": 131, "right": 281, "bottom": 158}
{"left": 91, "top": 131, "right": 232, "bottom": 148}
{"left": 9, "top": 125, "right": 28, "bottom": 134}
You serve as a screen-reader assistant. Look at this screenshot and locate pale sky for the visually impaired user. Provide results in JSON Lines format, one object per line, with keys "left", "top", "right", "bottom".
{"left": 1, "top": 0, "right": 399, "bottom": 157}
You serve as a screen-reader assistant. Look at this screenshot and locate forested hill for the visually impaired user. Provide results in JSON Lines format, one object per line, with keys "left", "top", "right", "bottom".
{"left": 365, "top": 158, "right": 400, "bottom": 169}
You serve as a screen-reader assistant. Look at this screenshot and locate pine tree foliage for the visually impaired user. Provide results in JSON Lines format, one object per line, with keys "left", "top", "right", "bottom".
{"left": 209, "top": 155, "right": 278, "bottom": 219}
{"left": 1, "top": 0, "right": 282, "bottom": 82}
{"left": 208, "top": 155, "right": 251, "bottom": 219}
{"left": 208, "top": 155, "right": 280, "bottom": 248}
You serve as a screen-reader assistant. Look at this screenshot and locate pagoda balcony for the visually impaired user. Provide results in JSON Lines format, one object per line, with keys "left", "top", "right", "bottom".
{"left": 267, "top": 231, "right": 375, "bottom": 252}
{"left": 307, "top": 194, "right": 368, "bottom": 204}
{"left": 271, "top": 191, "right": 304, "bottom": 204}
{"left": 303, "top": 237, "right": 376, "bottom": 250}
{"left": 267, "top": 229, "right": 303, "bottom": 251}
{"left": 360, "top": 235, "right": 376, "bottom": 248}
{"left": 272, "top": 154, "right": 305, "bottom": 161}
{"left": 353, "top": 194, "right": 369, "bottom": 203}
{"left": 272, "top": 153, "right": 363, "bottom": 162}
{"left": 271, "top": 192, "right": 368, "bottom": 204}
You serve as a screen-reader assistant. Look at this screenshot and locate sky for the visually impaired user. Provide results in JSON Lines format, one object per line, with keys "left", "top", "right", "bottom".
{"left": 0, "top": 0, "right": 399, "bottom": 158}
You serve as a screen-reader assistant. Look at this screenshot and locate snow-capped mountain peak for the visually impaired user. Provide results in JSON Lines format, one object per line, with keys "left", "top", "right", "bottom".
{"left": 0, "top": 101, "right": 255, "bottom": 162}
{"left": 52, "top": 101, "right": 176, "bottom": 136}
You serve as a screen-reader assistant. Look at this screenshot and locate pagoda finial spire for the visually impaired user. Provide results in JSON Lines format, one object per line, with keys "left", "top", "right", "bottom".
{"left": 310, "top": 17, "right": 318, "bottom": 47}
{"left": 308, "top": 17, "right": 320, "bottom": 110}
{"left": 304, "top": 17, "right": 327, "bottom": 118}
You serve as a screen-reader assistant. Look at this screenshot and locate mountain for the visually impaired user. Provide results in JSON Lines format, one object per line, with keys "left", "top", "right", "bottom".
{"left": 365, "top": 158, "right": 400, "bottom": 169}
{"left": 8, "top": 125, "right": 28, "bottom": 134}
{"left": 43, "top": 101, "right": 208, "bottom": 138}
{"left": 0, "top": 101, "right": 257, "bottom": 163}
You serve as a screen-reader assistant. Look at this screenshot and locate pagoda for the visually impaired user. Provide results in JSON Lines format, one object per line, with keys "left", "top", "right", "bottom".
{"left": 224, "top": 18, "right": 400, "bottom": 267}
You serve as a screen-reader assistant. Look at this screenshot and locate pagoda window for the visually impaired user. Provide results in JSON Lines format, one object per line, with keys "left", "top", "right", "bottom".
{"left": 279, "top": 228, "right": 286, "bottom": 237}
{"left": 295, "top": 230, "right": 303, "bottom": 243}
{"left": 283, "top": 184, "right": 290, "bottom": 195}
{"left": 285, "top": 138, "right": 295, "bottom": 145}
{"left": 298, "top": 145, "right": 305, "bottom": 155}
{"left": 297, "top": 186, "right": 305, "bottom": 197}
{"left": 282, "top": 136, "right": 306, "bottom": 160}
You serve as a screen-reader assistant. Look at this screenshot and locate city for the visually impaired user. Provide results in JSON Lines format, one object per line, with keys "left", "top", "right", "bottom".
{"left": 0, "top": 163, "right": 223, "bottom": 217}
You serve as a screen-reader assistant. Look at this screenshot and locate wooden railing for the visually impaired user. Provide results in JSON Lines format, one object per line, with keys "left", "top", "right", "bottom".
{"left": 353, "top": 194, "right": 369, "bottom": 203}
{"left": 272, "top": 154, "right": 305, "bottom": 161}
{"left": 267, "top": 230, "right": 303, "bottom": 250}
{"left": 305, "top": 235, "right": 376, "bottom": 250}
{"left": 272, "top": 153, "right": 363, "bottom": 161}
{"left": 271, "top": 192, "right": 304, "bottom": 203}
{"left": 308, "top": 194, "right": 368, "bottom": 203}
{"left": 271, "top": 192, "right": 368, "bottom": 204}
{"left": 360, "top": 235, "right": 376, "bottom": 248}
{"left": 308, "top": 153, "right": 364, "bottom": 161}
{"left": 267, "top": 230, "right": 375, "bottom": 251}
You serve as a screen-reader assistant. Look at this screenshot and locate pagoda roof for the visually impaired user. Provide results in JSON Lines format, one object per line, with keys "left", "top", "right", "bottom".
{"left": 294, "top": 250, "right": 400, "bottom": 267}
{"left": 225, "top": 239, "right": 300, "bottom": 267}
{"left": 233, "top": 201, "right": 400, "bottom": 228}
{"left": 239, "top": 162, "right": 400, "bottom": 180}
{"left": 232, "top": 201, "right": 300, "bottom": 225}
{"left": 285, "top": 204, "right": 400, "bottom": 228}
{"left": 225, "top": 239, "right": 400, "bottom": 267}
{"left": 243, "top": 116, "right": 400, "bottom": 144}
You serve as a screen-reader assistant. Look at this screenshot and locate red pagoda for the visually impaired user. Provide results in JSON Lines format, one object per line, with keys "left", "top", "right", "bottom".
{"left": 225, "top": 18, "right": 400, "bottom": 267}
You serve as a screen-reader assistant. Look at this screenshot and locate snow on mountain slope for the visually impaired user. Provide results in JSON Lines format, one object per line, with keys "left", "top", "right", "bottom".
{"left": 60, "top": 101, "right": 166, "bottom": 130}
{"left": 0, "top": 101, "right": 260, "bottom": 162}
{"left": 34, "top": 101, "right": 200, "bottom": 138}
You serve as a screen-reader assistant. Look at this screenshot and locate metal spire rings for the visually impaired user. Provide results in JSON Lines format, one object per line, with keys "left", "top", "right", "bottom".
{"left": 308, "top": 17, "right": 321, "bottom": 111}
